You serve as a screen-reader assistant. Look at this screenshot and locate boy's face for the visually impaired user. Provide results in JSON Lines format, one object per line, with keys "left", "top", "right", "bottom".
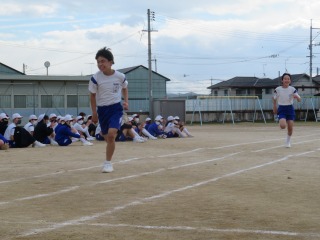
{"left": 282, "top": 75, "right": 291, "bottom": 87}
{"left": 97, "top": 56, "right": 113, "bottom": 73}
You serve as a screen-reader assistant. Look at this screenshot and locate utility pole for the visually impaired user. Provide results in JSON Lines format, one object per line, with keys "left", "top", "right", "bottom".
{"left": 151, "top": 57, "right": 157, "bottom": 72}
{"left": 308, "top": 19, "right": 320, "bottom": 81}
{"left": 143, "top": 9, "right": 157, "bottom": 119}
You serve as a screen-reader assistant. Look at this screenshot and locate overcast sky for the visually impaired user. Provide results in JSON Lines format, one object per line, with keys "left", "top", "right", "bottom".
{"left": 1, "top": 0, "right": 320, "bottom": 94}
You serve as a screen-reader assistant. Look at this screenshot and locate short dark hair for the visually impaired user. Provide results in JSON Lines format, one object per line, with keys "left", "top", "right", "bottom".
{"left": 281, "top": 73, "right": 291, "bottom": 80}
{"left": 95, "top": 47, "right": 114, "bottom": 64}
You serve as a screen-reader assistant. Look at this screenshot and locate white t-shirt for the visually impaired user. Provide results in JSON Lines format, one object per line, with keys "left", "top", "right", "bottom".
{"left": 73, "top": 122, "right": 87, "bottom": 133}
{"left": 88, "top": 70, "right": 128, "bottom": 107}
{"left": 273, "top": 86, "right": 300, "bottom": 106}
{"left": 4, "top": 123, "right": 16, "bottom": 140}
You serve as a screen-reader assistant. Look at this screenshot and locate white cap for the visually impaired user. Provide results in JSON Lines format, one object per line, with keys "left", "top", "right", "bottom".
{"left": 38, "top": 113, "right": 45, "bottom": 122}
{"left": 128, "top": 117, "right": 133, "bottom": 122}
{"left": 145, "top": 117, "right": 151, "bottom": 121}
{"left": 0, "top": 113, "right": 9, "bottom": 120}
{"left": 12, "top": 113, "right": 23, "bottom": 119}
{"left": 132, "top": 113, "right": 139, "bottom": 118}
{"left": 174, "top": 116, "right": 180, "bottom": 120}
{"left": 155, "top": 115, "right": 162, "bottom": 121}
{"left": 76, "top": 116, "right": 83, "bottom": 121}
{"left": 64, "top": 115, "right": 73, "bottom": 121}
{"left": 57, "top": 115, "right": 62, "bottom": 120}
{"left": 49, "top": 113, "right": 57, "bottom": 119}
{"left": 29, "top": 114, "right": 38, "bottom": 120}
{"left": 167, "top": 116, "right": 174, "bottom": 121}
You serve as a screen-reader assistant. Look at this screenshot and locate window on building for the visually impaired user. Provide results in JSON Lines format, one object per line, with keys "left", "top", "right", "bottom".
{"left": 78, "top": 95, "right": 90, "bottom": 107}
{"left": 265, "top": 88, "right": 271, "bottom": 94}
{"left": 67, "top": 95, "right": 78, "bottom": 108}
{"left": 14, "top": 95, "right": 26, "bottom": 108}
{"left": 26, "top": 96, "right": 38, "bottom": 108}
{"left": 0, "top": 95, "right": 11, "bottom": 108}
{"left": 214, "top": 90, "right": 218, "bottom": 96}
{"left": 41, "top": 95, "right": 53, "bottom": 108}
{"left": 224, "top": 90, "right": 228, "bottom": 96}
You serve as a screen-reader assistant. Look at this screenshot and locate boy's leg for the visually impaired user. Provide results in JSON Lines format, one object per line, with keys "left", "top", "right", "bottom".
{"left": 105, "top": 128, "right": 118, "bottom": 160}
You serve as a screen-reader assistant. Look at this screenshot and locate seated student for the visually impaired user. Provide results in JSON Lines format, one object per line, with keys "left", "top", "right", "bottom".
{"left": 144, "top": 117, "right": 152, "bottom": 131}
{"left": 34, "top": 114, "right": 57, "bottom": 145}
{"left": 54, "top": 115, "right": 93, "bottom": 146}
{"left": 0, "top": 133, "right": 9, "bottom": 150}
{"left": 147, "top": 115, "right": 167, "bottom": 139}
{"left": 174, "top": 116, "right": 193, "bottom": 137}
{"left": 116, "top": 118, "right": 144, "bottom": 143}
{"left": 164, "top": 116, "right": 186, "bottom": 138}
{"left": 4, "top": 113, "right": 46, "bottom": 148}
{"left": 0, "top": 113, "right": 9, "bottom": 135}
{"left": 24, "top": 114, "right": 38, "bottom": 136}
{"left": 73, "top": 116, "right": 95, "bottom": 141}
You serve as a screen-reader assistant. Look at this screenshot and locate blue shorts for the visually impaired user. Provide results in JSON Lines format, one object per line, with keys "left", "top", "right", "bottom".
{"left": 97, "top": 102, "right": 123, "bottom": 135}
{"left": 278, "top": 105, "right": 295, "bottom": 121}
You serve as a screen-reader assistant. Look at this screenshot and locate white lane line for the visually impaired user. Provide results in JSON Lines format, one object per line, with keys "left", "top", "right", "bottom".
{"left": 21, "top": 151, "right": 314, "bottom": 237}
{"left": 87, "top": 223, "right": 320, "bottom": 238}
{"left": 0, "top": 186, "right": 80, "bottom": 206}
{"left": 1, "top": 152, "right": 241, "bottom": 205}
{"left": 1, "top": 133, "right": 319, "bottom": 185}
{"left": 252, "top": 139, "right": 320, "bottom": 152}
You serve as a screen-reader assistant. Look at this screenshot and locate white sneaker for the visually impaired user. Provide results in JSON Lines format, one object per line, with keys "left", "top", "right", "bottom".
{"left": 285, "top": 143, "right": 291, "bottom": 148}
{"left": 33, "top": 141, "right": 46, "bottom": 147}
{"left": 83, "top": 141, "right": 93, "bottom": 146}
{"left": 133, "top": 137, "right": 144, "bottom": 143}
{"left": 87, "top": 136, "right": 95, "bottom": 141}
{"left": 102, "top": 162, "right": 113, "bottom": 173}
{"left": 50, "top": 139, "right": 59, "bottom": 146}
{"left": 149, "top": 136, "right": 157, "bottom": 140}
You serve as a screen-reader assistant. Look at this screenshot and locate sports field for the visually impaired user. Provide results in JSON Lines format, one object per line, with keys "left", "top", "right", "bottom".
{"left": 1, "top": 122, "right": 320, "bottom": 240}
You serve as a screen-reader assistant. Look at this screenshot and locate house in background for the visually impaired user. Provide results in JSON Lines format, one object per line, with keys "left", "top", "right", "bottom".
{"left": 0, "top": 63, "right": 170, "bottom": 120}
{"left": 208, "top": 74, "right": 320, "bottom": 98}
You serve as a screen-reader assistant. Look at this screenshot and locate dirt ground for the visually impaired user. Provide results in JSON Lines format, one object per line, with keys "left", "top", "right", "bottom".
{"left": 0, "top": 122, "right": 320, "bottom": 240}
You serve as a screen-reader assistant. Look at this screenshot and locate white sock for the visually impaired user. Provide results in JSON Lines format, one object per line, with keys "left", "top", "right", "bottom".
{"left": 142, "top": 128, "right": 154, "bottom": 138}
{"left": 79, "top": 137, "right": 87, "bottom": 143}
{"left": 286, "top": 135, "right": 291, "bottom": 144}
{"left": 183, "top": 128, "right": 192, "bottom": 137}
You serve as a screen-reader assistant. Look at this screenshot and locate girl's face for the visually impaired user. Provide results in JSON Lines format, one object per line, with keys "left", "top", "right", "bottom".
{"left": 282, "top": 75, "right": 291, "bottom": 87}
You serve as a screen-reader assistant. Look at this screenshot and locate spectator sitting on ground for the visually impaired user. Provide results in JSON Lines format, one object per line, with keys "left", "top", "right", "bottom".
{"left": 86, "top": 115, "right": 97, "bottom": 137}
{"left": 164, "top": 115, "right": 186, "bottom": 138}
{"left": 174, "top": 116, "right": 193, "bottom": 137}
{"left": 0, "top": 133, "right": 9, "bottom": 150}
{"left": 144, "top": 117, "right": 152, "bottom": 131}
{"left": 116, "top": 117, "right": 144, "bottom": 142}
{"left": 4, "top": 113, "right": 46, "bottom": 148}
{"left": 34, "top": 114, "right": 58, "bottom": 145}
{"left": 0, "top": 113, "right": 9, "bottom": 135}
{"left": 147, "top": 115, "right": 167, "bottom": 139}
{"left": 24, "top": 114, "right": 38, "bottom": 136}
{"left": 73, "top": 116, "right": 95, "bottom": 141}
{"left": 54, "top": 115, "right": 93, "bottom": 146}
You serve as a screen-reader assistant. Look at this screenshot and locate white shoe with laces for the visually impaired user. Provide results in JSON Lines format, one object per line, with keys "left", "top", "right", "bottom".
{"left": 102, "top": 161, "right": 113, "bottom": 173}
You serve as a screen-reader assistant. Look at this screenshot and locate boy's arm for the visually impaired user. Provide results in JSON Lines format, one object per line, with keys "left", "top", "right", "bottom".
{"left": 90, "top": 93, "right": 98, "bottom": 123}
{"left": 122, "top": 88, "right": 129, "bottom": 110}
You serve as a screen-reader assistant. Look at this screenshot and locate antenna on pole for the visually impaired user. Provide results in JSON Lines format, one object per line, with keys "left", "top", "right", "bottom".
{"left": 44, "top": 61, "right": 50, "bottom": 76}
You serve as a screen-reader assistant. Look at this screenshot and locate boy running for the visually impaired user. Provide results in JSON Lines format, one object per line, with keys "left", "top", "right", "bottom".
{"left": 89, "top": 47, "right": 129, "bottom": 173}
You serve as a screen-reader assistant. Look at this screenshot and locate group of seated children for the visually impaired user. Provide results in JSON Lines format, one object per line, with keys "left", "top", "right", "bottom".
{"left": 94, "top": 113, "right": 193, "bottom": 143}
{"left": 0, "top": 112, "right": 95, "bottom": 149}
